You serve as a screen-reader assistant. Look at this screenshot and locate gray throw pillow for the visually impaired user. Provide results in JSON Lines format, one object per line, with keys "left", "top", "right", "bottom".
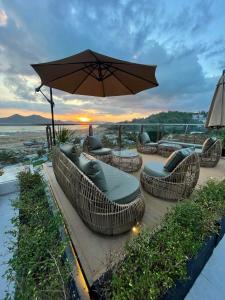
{"left": 164, "top": 148, "right": 193, "bottom": 172}
{"left": 139, "top": 132, "right": 151, "bottom": 145}
{"left": 88, "top": 136, "right": 102, "bottom": 150}
{"left": 60, "top": 143, "right": 80, "bottom": 165}
{"left": 79, "top": 155, "right": 107, "bottom": 192}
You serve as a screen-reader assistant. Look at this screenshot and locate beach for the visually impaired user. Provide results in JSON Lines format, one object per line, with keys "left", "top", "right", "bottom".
{"left": 0, "top": 125, "right": 101, "bottom": 150}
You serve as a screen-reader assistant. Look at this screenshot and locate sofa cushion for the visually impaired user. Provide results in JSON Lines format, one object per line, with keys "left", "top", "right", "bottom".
{"left": 202, "top": 137, "right": 216, "bottom": 152}
{"left": 143, "top": 161, "right": 170, "bottom": 177}
{"left": 195, "top": 148, "right": 202, "bottom": 154}
{"left": 88, "top": 135, "right": 102, "bottom": 150}
{"left": 158, "top": 140, "right": 202, "bottom": 149}
{"left": 78, "top": 154, "right": 107, "bottom": 192}
{"left": 99, "top": 161, "right": 140, "bottom": 204}
{"left": 60, "top": 143, "right": 80, "bottom": 165}
{"left": 139, "top": 132, "right": 151, "bottom": 145}
{"left": 164, "top": 148, "right": 194, "bottom": 172}
{"left": 90, "top": 148, "right": 112, "bottom": 156}
{"left": 145, "top": 142, "right": 158, "bottom": 147}
{"left": 158, "top": 143, "right": 182, "bottom": 150}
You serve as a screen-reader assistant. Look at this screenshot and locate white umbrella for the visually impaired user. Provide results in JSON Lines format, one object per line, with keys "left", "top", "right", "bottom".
{"left": 206, "top": 70, "right": 225, "bottom": 128}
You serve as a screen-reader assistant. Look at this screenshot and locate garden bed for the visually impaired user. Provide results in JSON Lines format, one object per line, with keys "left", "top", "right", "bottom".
{"left": 6, "top": 171, "right": 80, "bottom": 299}
{"left": 93, "top": 180, "right": 225, "bottom": 300}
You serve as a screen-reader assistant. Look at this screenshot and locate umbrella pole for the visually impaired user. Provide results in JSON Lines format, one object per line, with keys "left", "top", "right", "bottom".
{"left": 50, "top": 87, "right": 56, "bottom": 145}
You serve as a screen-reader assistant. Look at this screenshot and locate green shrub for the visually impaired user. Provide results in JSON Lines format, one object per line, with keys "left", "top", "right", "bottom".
{"left": 111, "top": 180, "right": 225, "bottom": 300}
{"left": 37, "top": 148, "right": 46, "bottom": 157}
{"left": 0, "top": 150, "right": 19, "bottom": 164}
{"left": 56, "top": 126, "right": 74, "bottom": 144}
{"left": 5, "top": 172, "right": 71, "bottom": 299}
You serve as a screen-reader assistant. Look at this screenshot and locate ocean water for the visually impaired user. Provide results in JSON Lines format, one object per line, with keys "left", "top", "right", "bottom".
{"left": 0, "top": 125, "right": 91, "bottom": 136}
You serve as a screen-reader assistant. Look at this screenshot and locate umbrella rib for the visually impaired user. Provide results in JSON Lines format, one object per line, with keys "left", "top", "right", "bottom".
{"left": 71, "top": 66, "right": 97, "bottom": 94}
{"left": 103, "top": 64, "right": 135, "bottom": 94}
{"left": 104, "top": 63, "right": 158, "bottom": 86}
{"left": 43, "top": 64, "right": 95, "bottom": 85}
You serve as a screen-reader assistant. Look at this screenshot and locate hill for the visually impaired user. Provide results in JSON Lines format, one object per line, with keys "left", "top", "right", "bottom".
{"left": 129, "top": 111, "right": 207, "bottom": 124}
{"left": 0, "top": 114, "right": 73, "bottom": 125}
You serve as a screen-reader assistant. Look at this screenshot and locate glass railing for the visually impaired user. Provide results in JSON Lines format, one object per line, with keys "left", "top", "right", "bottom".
{"left": 0, "top": 122, "right": 224, "bottom": 166}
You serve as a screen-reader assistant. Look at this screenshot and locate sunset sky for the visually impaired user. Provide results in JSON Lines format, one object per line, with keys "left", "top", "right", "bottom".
{"left": 0, "top": 0, "right": 225, "bottom": 122}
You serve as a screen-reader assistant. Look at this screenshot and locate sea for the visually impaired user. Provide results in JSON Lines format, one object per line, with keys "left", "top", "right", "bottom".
{"left": 0, "top": 125, "right": 93, "bottom": 136}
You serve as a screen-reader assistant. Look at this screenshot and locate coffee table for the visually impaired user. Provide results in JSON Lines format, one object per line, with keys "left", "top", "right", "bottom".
{"left": 112, "top": 149, "right": 142, "bottom": 172}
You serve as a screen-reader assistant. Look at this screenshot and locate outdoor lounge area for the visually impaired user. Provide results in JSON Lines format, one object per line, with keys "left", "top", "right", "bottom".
{"left": 2, "top": 2, "right": 225, "bottom": 298}
{"left": 43, "top": 151, "right": 225, "bottom": 287}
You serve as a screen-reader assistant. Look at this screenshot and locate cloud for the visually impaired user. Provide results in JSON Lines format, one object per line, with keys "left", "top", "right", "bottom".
{"left": 0, "top": 9, "right": 7, "bottom": 26}
{"left": 0, "top": 0, "right": 225, "bottom": 121}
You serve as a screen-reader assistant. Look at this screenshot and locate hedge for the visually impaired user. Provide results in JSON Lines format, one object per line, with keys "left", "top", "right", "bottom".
{"left": 5, "top": 171, "right": 72, "bottom": 299}
{"left": 111, "top": 180, "right": 225, "bottom": 300}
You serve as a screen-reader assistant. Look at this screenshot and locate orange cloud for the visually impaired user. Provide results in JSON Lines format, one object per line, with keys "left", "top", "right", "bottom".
{"left": 0, "top": 108, "right": 159, "bottom": 123}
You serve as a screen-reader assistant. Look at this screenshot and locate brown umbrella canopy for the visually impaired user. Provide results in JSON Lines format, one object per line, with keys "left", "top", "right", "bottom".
{"left": 31, "top": 49, "right": 158, "bottom": 97}
{"left": 206, "top": 70, "right": 225, "bottom": 128}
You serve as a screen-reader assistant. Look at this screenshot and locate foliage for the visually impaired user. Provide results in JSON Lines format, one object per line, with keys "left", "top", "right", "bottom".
{"left": 132, "top": 111, "right": 206, "bottom": 124}
{"left": 37, "top": 148, "right": 46, "bottom": 157}
{"left": 56, "top": 126, "right": 74, "bottom": 144}
{"left": 218, "top": 131, "right": 225, "bottom": 147}
{"left": 111, "top": 180, "right": 225, "bottom": 300}
{"left": 0, "top": 150, "right": 20, "bottom": 164}
{"left": 5, "top": 172, "right": 72, "bottom": 299}
{"left": 101, "top": 135, "right": 115, "bottom": 148}
{"left": 0, "top": 168, "right": 3, "bottom": 176}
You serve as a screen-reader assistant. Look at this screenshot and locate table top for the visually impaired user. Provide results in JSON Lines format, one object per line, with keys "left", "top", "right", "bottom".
{"left": 112, "top": 149, "right": 140, "bottom": 158}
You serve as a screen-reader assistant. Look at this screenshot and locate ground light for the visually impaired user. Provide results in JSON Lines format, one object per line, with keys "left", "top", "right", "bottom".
{"left": 132, "top": 222, "right": 141, "bottom": 235}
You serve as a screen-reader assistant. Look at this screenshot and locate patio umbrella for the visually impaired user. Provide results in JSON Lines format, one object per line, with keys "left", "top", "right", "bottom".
{"left": 31, "top": 49, "right": 158, "bottom": 97}
{"left": 31, "top": 49, "right": 158, "bottom": 144}
{"left": 205, "top": 70, "right": 225, "bottom": 128}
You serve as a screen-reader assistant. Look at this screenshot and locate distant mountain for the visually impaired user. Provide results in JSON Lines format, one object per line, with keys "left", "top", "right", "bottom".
{"left": 0, "top": 114, "right": 74, "bottom": 125}
{"left": 125, "top": 111, "right": 207, "bottom": 124}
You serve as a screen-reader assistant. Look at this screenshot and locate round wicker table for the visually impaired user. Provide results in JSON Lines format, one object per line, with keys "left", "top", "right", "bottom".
{"left": 158, "top": 143, "right": 182, "bottom": 157}
{"left": 112, "top": 150, "right": 142, "bottom": 172}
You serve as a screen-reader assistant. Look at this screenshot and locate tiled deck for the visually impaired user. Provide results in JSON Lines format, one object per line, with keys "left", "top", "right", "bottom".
{"left": 43, "top": 154, "right": 225, "bottom": 286}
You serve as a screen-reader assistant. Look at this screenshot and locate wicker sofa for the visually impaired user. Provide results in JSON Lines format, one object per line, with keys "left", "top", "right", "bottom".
{"left": 141, "top": 148, "right": 200, "bottom": 201}
{"left": 136, "top": 132, "right": 158, "bottom": 154}
{"left": 83, "top": 135, "right": 112, "bottom": 164}
{"left": 195, "top": 138, "right": 222, "bottom": 167}
{"left": 52, "top": 146, "right": 145, "bottom": 235}
{"left": 158, "top": 137, "right": 221, "bottom": 167}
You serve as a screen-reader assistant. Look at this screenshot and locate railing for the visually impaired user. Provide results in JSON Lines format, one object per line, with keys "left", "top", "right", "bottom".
{"left": 43, "top": 122, "right": 211, "bottom": 150}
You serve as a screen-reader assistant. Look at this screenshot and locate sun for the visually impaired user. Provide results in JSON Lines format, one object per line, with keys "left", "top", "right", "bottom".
{"left": 78, "top": 116, "right": 91, "bottom": 123}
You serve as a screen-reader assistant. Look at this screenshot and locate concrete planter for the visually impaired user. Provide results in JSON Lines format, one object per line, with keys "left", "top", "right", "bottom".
{"left": 215, "top": 215, "right": 225, "bottom": 246}
{"left": 160, "top": 234, "right": 217, "bottom": 300}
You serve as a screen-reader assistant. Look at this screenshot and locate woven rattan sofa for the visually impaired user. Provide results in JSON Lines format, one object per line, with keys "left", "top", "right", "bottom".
{"left": 137, "top": 132, "right": 158, "bottom": 154}
{"left": 158, "top": 137, "right": 221, "bottom": 167}
{"left": 52, "top": 145, "right": 145, "bottom": 235}
{"left": 141, "top": 148, "right": 200, "bottom": 201}
{"left": 195, "top": 138, "right": 222, "bottom": 167}
{"left": 83, "top": 135, "right": 112, "bottom": 163}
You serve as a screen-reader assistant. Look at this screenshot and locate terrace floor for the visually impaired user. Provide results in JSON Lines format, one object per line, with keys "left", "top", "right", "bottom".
{"left": 43, "top": 153, "right": 225, "bottom": 287}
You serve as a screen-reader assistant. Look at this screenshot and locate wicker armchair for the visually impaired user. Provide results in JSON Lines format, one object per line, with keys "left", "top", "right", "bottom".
{"left": 140, "top": 152, "right": 200, "bottom": 201}
{"left": 52, "top": 147, "right": 145, "bottom": 235}
{"left": 83, "top": 136, "right": 112, "bottom": 164}
{"left": 136, "top": 132, "right": 158, "bottom": 154}
{"left": 196, "top": 138, "right": 222, "bottom": 168}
